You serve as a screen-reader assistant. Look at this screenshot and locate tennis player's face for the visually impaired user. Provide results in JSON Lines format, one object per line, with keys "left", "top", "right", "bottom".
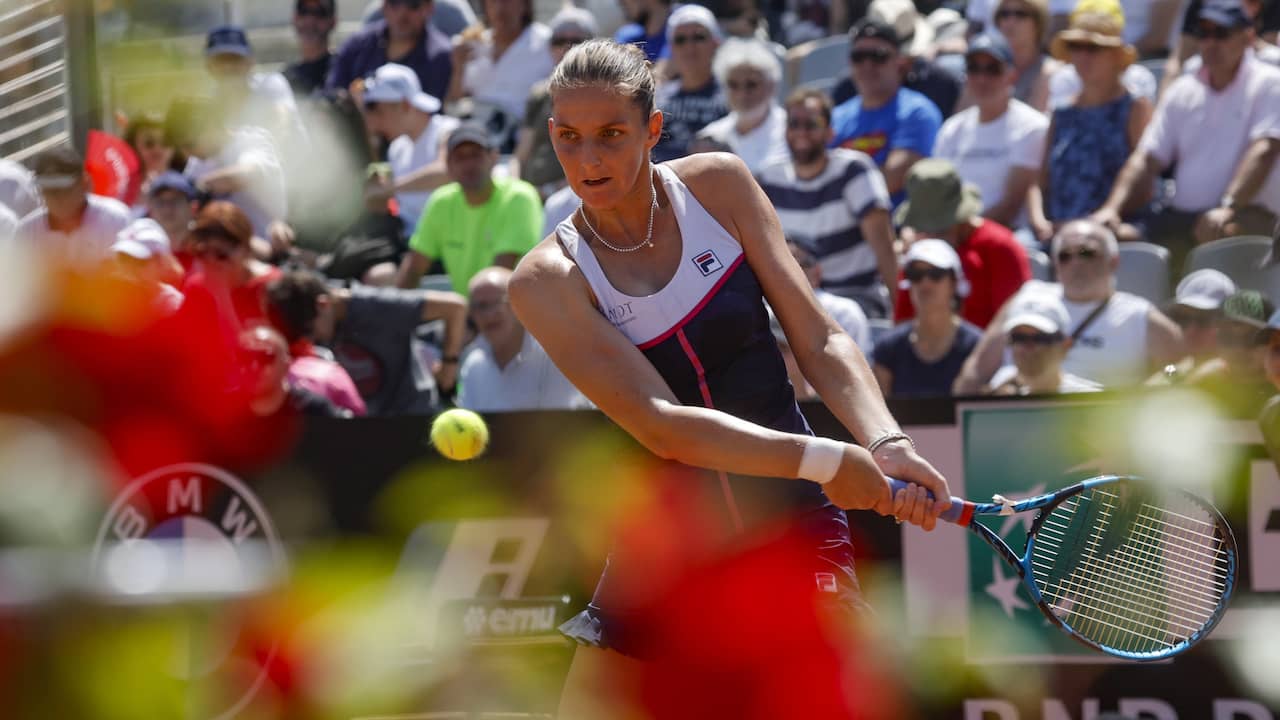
{"left": 550, "top": 84, "right": 663, "bottom": 209}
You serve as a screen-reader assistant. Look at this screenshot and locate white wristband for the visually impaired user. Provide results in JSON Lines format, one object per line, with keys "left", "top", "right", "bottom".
{"left": 799, "top": 437, "right": 844, "bottom": 485}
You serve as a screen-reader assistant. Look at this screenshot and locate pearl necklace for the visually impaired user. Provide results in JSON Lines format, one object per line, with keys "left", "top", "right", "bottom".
{"left": 578, "top": 173, "right": 658, "bottom": 253}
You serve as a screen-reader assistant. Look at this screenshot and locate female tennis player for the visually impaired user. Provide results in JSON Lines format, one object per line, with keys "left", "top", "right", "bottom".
{"left": 508, "top": 39, "right": 951, "bottom": 713}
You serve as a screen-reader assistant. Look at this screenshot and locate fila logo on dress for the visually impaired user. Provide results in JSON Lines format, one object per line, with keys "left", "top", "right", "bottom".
{"left": 693, "top": 250, "right": 723, "bottom": 277}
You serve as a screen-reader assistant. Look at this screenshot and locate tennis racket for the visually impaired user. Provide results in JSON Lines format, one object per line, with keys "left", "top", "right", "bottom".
{"left": 889, "top": 474, "right": 1239, "bottom": 661}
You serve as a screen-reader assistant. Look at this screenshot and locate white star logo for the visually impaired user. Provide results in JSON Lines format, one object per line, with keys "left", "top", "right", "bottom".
{"left": 984, "top": 556, "right": 1029, "bottom": 618}
{"left": 997, "top": 482, "right": 1046, "bottom": 538}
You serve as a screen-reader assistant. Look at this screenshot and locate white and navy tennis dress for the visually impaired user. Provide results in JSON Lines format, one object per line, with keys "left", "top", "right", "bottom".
{"left": 554, "top": 164, "right": 864, "bottom": 657}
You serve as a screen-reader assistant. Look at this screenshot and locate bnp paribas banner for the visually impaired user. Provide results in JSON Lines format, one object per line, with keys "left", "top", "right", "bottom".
{"left": 957, "top": 396, "right": 1260, "bottom": 664}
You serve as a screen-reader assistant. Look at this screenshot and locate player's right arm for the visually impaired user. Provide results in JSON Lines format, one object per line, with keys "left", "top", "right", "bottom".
{"left": 509, "top": 238, "right": 893, "bottom": 516}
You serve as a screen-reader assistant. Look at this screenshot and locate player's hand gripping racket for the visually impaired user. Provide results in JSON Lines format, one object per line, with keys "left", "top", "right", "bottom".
{"left": 890, "top": 475, "right": 1238, "bottom": 661}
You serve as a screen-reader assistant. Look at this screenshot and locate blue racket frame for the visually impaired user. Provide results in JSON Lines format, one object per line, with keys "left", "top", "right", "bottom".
{"left": 890, "top": 474, "right": 1240, "bottom": 661}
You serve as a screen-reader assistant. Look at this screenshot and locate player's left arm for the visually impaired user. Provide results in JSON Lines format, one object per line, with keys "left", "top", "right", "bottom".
{"left": 680, "top": 152, "right": 950, "bottom": 507}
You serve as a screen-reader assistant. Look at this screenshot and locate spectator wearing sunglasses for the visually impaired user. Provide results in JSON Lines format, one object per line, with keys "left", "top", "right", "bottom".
{"left": 986, "top": 289, "right": 1102, "bottom": 395}
{"left": 955, "top": 219, "right": 1184, "bottom": 392}
{"left": 652, "top": 5, "right": 729, "bottom": 163}
{"left": 182, "top": 201, "right": 283, "bottom": 333}
{"left": 1150, "top": 268, "right": 1236, "bottom": 383}
{"left": 1044, "top": 0, "right": 1157, "bottom": 114}
{"left": 695, "top": 38, "right": 789, "bottom": 173}
{"left": 831, "top": 0, "right": 962, "bottom": 120}
{"left": 934, "top": 32, "right": 1047, "bottom": 237}
{"left": 758, "top": 88, "right": 897, "bottom": 318}
{"left": 892, "top": 158, "right": 1030, "bottom": 329}
{"left": 285, "top": 0, "right": 337, "bottom": 97}
{"left": 1166, "top": 0, "right": 1280, "bottom": 87}
{"left": 329, "top": 0, "right": 454, "bottom": 103}
{"left": 872, "top": 239, "right": 982, "bottom": 397}
{"left": 1182, "top": 289, "right": 1277, "bottom": 415}
{"left": 17, "top": 146, "right": 131, "bottom": 272}
{"left": 1029, "top": 1, "right": 1153, "bottom": 245}
{"left": 510, "top": 7, "right": 598, "bottom": 197}
{"left": 122, "top": 112, "right": 175, "bottom": 208}
{"left": 830, "top": 18, "right": 942, "bottom": 207}
{"left": 1094, "top": 0, "right": 1280, "bottom": 269}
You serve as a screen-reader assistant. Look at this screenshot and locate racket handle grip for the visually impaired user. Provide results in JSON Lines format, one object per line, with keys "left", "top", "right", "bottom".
{"left": 886, "top": 477, "right": 969, "bottom": 525}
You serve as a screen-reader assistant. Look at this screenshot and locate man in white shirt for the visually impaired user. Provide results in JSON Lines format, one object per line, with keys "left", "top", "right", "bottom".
{"left": 205, "top": 25, "right": 311, "bottom": 162}
{"left": 934, "top": 32, "right": 1047, "bottom": 233}
{"left": 185, "top": 113, "right": 289, "bottom": 242}
{"left": 457, "top": 266, "right": 590, "bottom": 412}
{"left": 362, "top": 63, "right": 460, "bottom": 234}
{"left": 955, "top": 219, "right": 1184, "bottom": 391}
{"left": 17, "top": 146, "right": 131, "bottom": 270}
{"left": 1093, "top": 0, "right": 1280, "bottom": 268}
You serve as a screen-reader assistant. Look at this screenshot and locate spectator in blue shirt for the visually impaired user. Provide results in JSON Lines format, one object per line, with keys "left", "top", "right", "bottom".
{"left": 327, "top": 0, "right": 453, "bottom": 102}
{"left": 830, "top": 18, "right": 942, "bottom": 207}
{"left": 614, "top": 0, "right": 675, "bottom": 61}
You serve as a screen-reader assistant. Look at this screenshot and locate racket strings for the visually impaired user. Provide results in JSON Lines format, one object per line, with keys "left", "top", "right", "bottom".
{"left": 1028, "top": 485, "right": 1232, "bottom": 655}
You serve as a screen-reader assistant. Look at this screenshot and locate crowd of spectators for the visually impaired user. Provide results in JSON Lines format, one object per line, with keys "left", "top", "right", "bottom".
{"left": 3, "top": 0, "right": 1280, "bottom": 429}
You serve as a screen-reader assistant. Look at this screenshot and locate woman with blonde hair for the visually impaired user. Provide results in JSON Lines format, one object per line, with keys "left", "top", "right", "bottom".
{"left": 1028, "top": 0, "right": 1153, "bottom": 243}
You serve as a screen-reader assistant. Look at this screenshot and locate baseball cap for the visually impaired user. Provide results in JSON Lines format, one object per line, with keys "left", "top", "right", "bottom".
{"left": 1003, "top": 290, "right": 1071, "bottom": 335}
{"left": 206, "top": 25, "right": 252, "bottom": 58}
{"left": 667, "top": 4, "right": 722, "bottom": 43}
{"left": 1257, "top": 308, "right": 1280, "bottom": 343}
{"left": 28, "top": 145, "right": 84, "bottom": 189}
{"left": 147, "top": 171, "right": 197, "bottom": 200}
{"left": 1199, "top": 0, "right": 1253, "bottom": 29}
{"left": 112, "top": 218, "right": 172, "bottom": 260}
{"left": 362, "top": 63, "right": 442, "bottom": 114}
{"left": 850, "top": 17, "right": 901, "bottom": 48}
{"left": 447, "top": 121, "right": 497, "bottom": 152}
{"left": 967, "top": 32, "right": 1014, "bottom": 66}
{"left": 898, "top": 238, "right": 971, "bottom": 297}
{"left": 551, "top": 5, "right": 600, "bottom": 37}
{"left": 1170, "top": 269, "right": 1236, "bottom": 311}
{"left": 1222, "top": 289, "right": 1273, "bottom": 329}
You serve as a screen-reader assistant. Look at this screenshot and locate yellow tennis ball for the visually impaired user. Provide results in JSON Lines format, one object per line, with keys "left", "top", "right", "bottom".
{"left": 430, "top": 408, "right": 489, "bottom": 461}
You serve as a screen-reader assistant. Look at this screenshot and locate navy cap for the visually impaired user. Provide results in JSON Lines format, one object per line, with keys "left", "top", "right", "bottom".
{"left": 1199, "top": 0, "right": 1252, "bottom": 29}
{"left": 447, "top": 122, "right": 497, "bottom": 152}
{"left": 966, "top": 32, "right": 1014, "bottom": 66}
{"left": 206, "top": 25, "right": 252, "bottom": 57}
{"left": 148, "top": 171, "right": 197, "bottom": 200}
{"left": 850, "top": 18, "right": 901, "bottom": 48}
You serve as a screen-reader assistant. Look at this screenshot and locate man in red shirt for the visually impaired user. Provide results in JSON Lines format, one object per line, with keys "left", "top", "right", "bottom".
{"left": 892, "top": 158, "right": 1030, "bottom": 328}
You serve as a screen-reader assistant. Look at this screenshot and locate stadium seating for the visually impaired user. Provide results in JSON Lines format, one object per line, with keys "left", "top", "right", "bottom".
{"left": 1185, "top": 235, "right": 1280, "bottom": 297}
{"left": 786, "top": 35, "right": 850, "bottom": 92}
{"left": 1028, "top": 248, "right": 1053, "bottom": 282}
{"left": 1116, "top": 241, "right": 1170, "bottom": 304}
